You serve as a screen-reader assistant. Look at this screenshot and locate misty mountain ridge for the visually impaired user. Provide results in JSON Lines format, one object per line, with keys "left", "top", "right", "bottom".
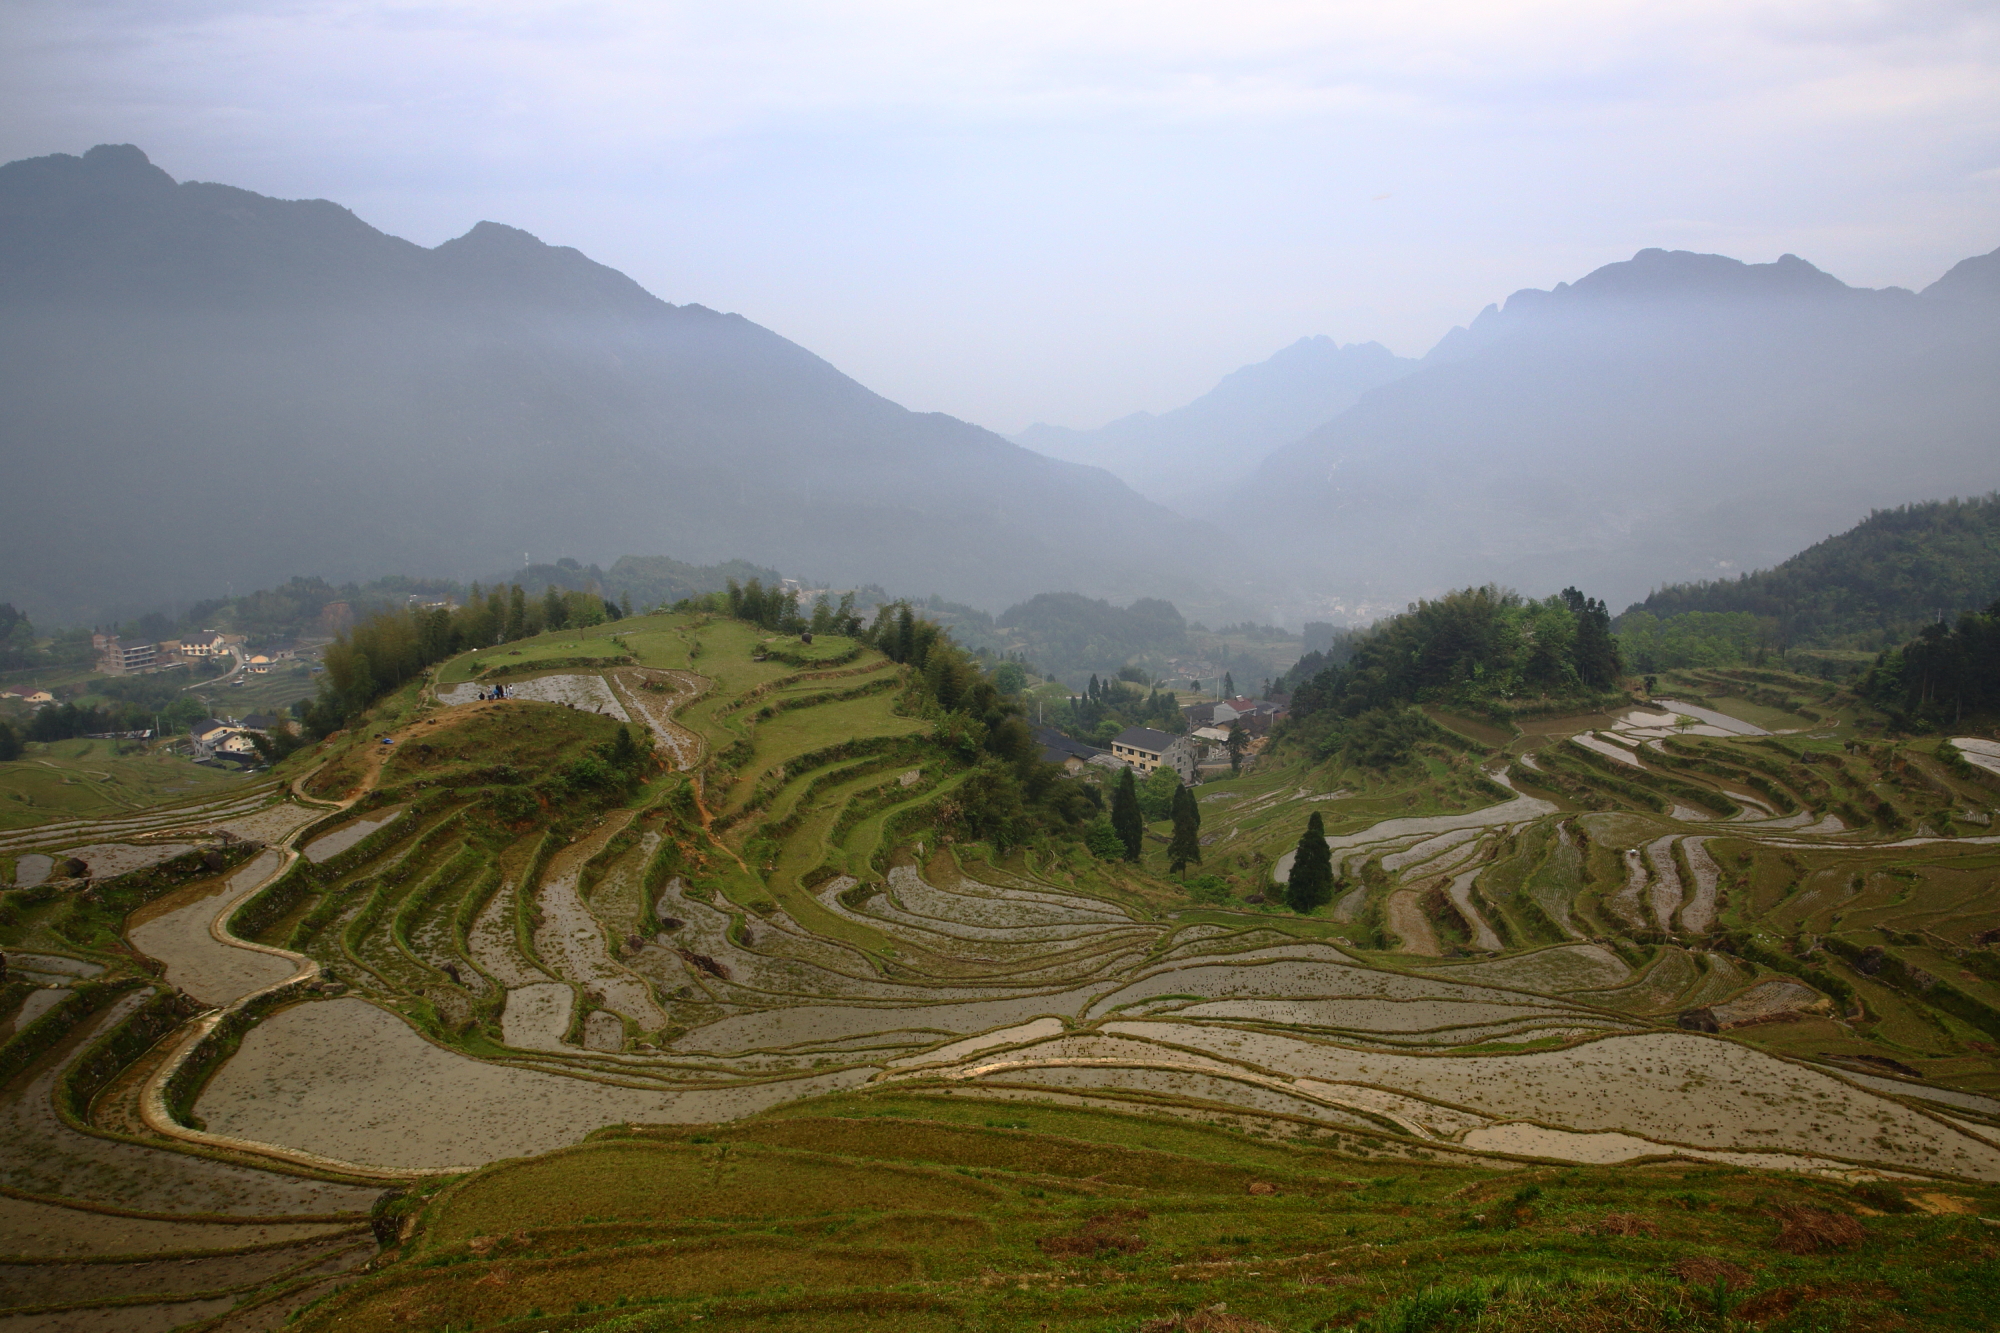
{"left": 0, "top": 144, "right": 1249, "bottom": 626}
{"left": 1011, "top": 336, "right": 1415, "bottom": 508}
{"left": 1244, "top": 243, "right": 2000, "bottom": 618}
{"left": 7, "top": 142, "right": 1998, "bottom": 638}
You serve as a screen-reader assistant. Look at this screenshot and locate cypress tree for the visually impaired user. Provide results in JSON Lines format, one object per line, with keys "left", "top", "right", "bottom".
{"left": 1224, "top": 671, "right": 1235, "bottom": 698}
{"left": 1168, "top": 782, "right": 1202, "bottom": 877}
{"left": 1110, "top": 767, "right": 1144, "bottom": 862}
{"left": 1286, "top": 810, "right": 1334, "bottom": 913}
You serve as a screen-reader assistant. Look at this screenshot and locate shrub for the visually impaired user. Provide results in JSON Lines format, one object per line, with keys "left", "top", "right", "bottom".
{"left": 1083, "top": 817, "right": 1124, "bottom": 861}
{"left": 1185, "top": 874, "right": 1234, "bottom": 905}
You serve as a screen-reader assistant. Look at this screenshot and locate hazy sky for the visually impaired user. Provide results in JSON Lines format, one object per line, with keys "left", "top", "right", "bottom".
{"left": 4, "top": 2, "right": 1997, "bottom": 432}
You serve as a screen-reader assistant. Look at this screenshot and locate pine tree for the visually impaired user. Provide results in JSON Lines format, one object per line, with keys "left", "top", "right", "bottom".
{"left": 1224, "top": 671, "right": 1235, "bottom": 699}
{"left": 1168, "top": 782, "right": 1202, "bottom": 877}
{"left": 609, "top": 724, "right": 643, "bottom": 772}
{"left": 1110, "top": 768, "right": 1143, "bottom": 862}
{"left": 543, "top": 584, "right": 567, "bottom": 632}
{"left": 1286, "top": 811, "right": 1334, "bottom": 913}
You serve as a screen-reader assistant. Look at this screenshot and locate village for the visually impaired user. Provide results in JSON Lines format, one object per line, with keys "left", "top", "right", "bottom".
{"left": 1033, "top": 689, "right": 1288, "bottom": 783}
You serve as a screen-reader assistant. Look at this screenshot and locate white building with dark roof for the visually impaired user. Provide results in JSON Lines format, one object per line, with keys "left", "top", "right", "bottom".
{"left": 1108, "top": 726, "right": 1198, "bottom": 782}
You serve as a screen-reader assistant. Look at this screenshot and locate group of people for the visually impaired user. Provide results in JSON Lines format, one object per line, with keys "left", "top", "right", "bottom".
{"left": 476, "top": 683, "right": 509, "bottom": 702}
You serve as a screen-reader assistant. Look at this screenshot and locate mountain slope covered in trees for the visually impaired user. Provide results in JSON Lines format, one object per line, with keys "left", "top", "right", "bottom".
{"left": 0, "top": 145, "right": 1236, "bottom": 625}
{"left": 1625, "top": 494, "right": 2000, "bottom": 651}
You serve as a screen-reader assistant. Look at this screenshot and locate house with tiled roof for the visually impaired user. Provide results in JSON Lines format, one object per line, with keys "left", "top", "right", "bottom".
{"left": 1109, "top": 725, "right": 1198, "bottom": 783}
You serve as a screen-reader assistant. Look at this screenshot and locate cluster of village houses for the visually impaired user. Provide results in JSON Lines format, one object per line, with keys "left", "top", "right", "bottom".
{"left": 0, "top": 631, "right": 317, "bottom": 764}
{"left": 86, "top": 631, "right": 310, "bottom": 678}
{"left": 1034, "top": 694, "right": 1289, "bottom": 785}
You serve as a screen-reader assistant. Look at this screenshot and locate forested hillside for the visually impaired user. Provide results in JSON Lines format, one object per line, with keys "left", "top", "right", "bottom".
{"left": 1626, "top": 494, "right": 2000, "bottom": 652}
{"left": 1281, "top": 585, "right": 1624, "bottom": 765}
{"left": 1861, "top": 598, "right": 2000, "bottom": 726}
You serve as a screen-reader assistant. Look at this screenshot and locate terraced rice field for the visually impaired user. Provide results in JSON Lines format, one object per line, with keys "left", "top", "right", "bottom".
{"left": 4, "top": 628, "right": 2000, "bottom": 1327}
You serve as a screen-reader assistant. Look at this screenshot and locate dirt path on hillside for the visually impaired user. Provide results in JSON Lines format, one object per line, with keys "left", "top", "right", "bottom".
{"left": 1384, "top": 884, "right": 1442, "bottom": 956}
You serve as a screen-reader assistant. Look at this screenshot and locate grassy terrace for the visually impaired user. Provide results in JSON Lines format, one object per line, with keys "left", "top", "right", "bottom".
{"left": 0, "top": 737, "right": 250, "bottom": 830}
{"left": 295, "top": 1090, "right": 2000, "bottom": 1333}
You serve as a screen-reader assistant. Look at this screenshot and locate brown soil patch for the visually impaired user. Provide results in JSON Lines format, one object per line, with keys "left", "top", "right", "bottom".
{"left": 1735, "top": 1281, "right": 1896, "bottom": 1324}
{"left": 1138, "top": 1308, "right": 1283, "bottom": 1333}
{"left": 1735, "top": 1285, "right": 1804, "bottom": 1323}
{"left": 1770, "top": 1204, "right": 1865, "bottom": 1254}
{"left": 1671, "top": 1256, "right": 1753, "bottom": 1290}
{"left": 1040, "top": 1208, "right": 1149, "bottom": 1257}
{"left": 1912, "top": 1192, "right": 1977, "bottom": 1215}
{"left": 1586, "top": 1212, "right": 1659, "bottom": 1237}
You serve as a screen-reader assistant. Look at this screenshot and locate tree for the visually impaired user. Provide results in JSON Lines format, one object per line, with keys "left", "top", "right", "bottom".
{"left": 505, "top": 584, "right": 529, "bottom": 641}
{"left": 0, "top": 720, "right": 21, "bottom": 763}
{"left": 608, "top": 723, "right": 643, "bottom": 773}
{"left": 1110, "top": 767, "right": 1143, "bottom": 861}
{"left": 1224, "top": 671, "right": 1235, "bottom": 698}
{"left": 1168, "top": 782, "right": 1202, "bottom": 877}
{"left": 1137, "top": 764, "right": 1181, "bottom": 821}
{"left": 1226, "top": 723, "right": 1246, "bottom": 774}
{"left": 1083, "top": 817, "right": 1125, "bottom": 860}
{"left": 1286, "top": 811, "right": 1334, "bottom": 913}
{"left": 543, "top": 584, "right": 568, "bottom": 632}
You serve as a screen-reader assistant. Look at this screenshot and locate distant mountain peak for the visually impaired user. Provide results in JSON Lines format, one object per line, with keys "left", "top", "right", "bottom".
{"left": 440, "top": 219, "right": 554, "bottom": 253}
{"left": 1564, "top": 247, "right": 1848, "bottom": 302}
{"left": 81, "top": 142, "right": 160, "bottom": 172}
{"left": 1923, "top": 244, "right": 2000, "bottom": 305}
{"left": 1428, "top": 246, "right": 1865, "bottom": 364}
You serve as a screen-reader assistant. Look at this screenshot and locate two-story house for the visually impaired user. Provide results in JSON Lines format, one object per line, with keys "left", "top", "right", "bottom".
{"left": 1108, "top": 726, "right": 1199, "bottom": 783}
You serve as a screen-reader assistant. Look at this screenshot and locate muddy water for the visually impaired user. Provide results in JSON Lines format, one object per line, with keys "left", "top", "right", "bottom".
{"left": 1644, "top": 836, "right": 1683, "bottom": 932}
{"left": 501, "top": 982, "right": 575, "bottom": 1052}
{"left": 467, "top": 880, "right": 546, "bottom": 987}
{"left": 1, "top": 999, "right": 380, "bottom": 1214}
{"left": 1679, "top": 838, "right": 1722, "bottom": 933}
{"left": 1445, "top": 869, "right": 1504, "bottom": 951}
{"left": 1652, "top": 700, "right": 1768, "bottom": 736}
{"left": 127, "top": 851, "right": 295, "bottom": 1007}
{"left": 1573, "top": 733, "right": 1644, "bottom": 767}
{"left": 194, "top": 998, "right": 876, "bottom": 1170}
{"left": 301, "top": 808, "right": 404, "bottom": 865}
{"left": 534, "top": 867, "right": 667, "bottom": 1029}
{"left": 1271, "top": 771, "right": 1555, "bottom": 884}
{"left": 0, "top": 1193, "right": 350, "bottom": 1258}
